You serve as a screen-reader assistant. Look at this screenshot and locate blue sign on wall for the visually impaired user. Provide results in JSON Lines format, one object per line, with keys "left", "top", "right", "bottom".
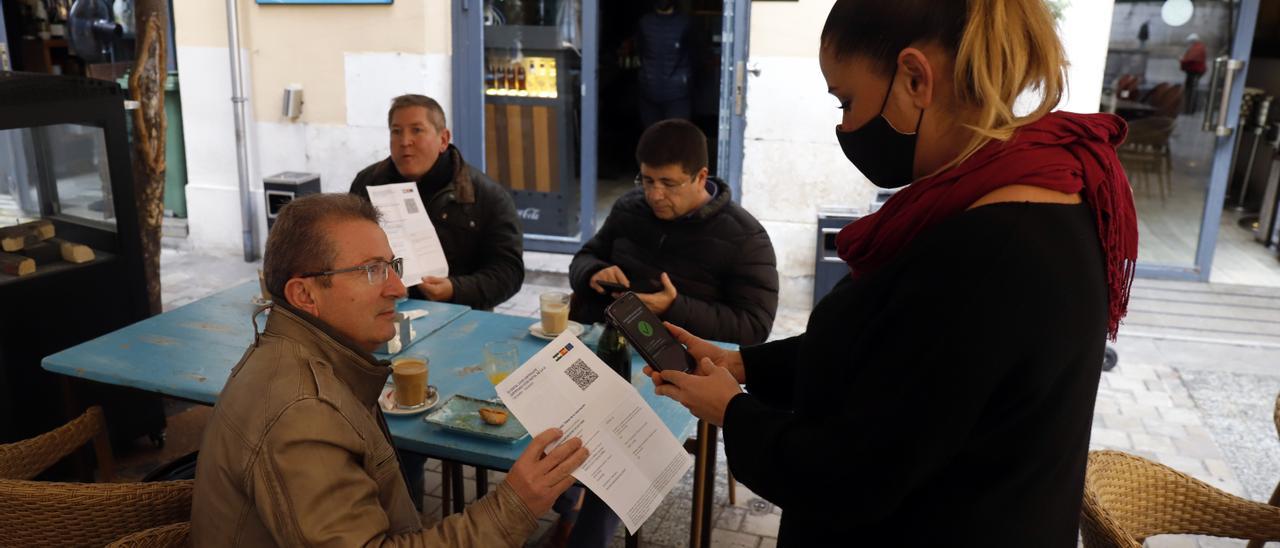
{"left": 257, "top": 0, "right": 391, "bottom": 4}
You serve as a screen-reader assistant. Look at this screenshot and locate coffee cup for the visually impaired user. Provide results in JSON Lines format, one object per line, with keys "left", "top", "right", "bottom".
{"left": 540, "top": 292, "right": 570, "bottom": 336}
{"left": 390, "top": 357, "right": 429, "bottom": 408}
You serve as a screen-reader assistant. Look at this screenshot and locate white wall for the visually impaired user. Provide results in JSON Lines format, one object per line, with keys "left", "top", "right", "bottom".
{"left": 739, "top": 0, "right": 1118, "bottom": 312}
{"left": 176, "top": 46, "right": 267, "bottom": 255}
{"left": 173, "top": 0, "right": 452, "bottom": 254}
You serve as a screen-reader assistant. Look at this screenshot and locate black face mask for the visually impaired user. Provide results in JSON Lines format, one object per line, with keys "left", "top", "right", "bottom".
{"left": 835, "top": 72, "right": 925, "bottom": 189}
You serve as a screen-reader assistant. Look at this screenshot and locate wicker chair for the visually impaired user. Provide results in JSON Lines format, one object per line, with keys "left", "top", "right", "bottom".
{"left": 0, "top": 478, "right": 193, "bottom": 547}
{"left": 108, "top": 521, "right": 190, "bottom": 548}
{"left": 0, "top": 405, "right": 114, "bottom": 481}
{"left": 1081, "top": 450, "right": 1280, "bottom": 547}
{"left": 1118, "top": 116, "right": 1177, "bottom": 200}
{"left": 1246, "top": 392, "right": 1280, "bottom": 548}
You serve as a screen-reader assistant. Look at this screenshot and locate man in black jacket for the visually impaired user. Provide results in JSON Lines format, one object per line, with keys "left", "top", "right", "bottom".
{"left": 570, "top": 119, "right": 778, "bottom": 346}
{"left": 350, "top": 94, "right": 523, "bottom": 311}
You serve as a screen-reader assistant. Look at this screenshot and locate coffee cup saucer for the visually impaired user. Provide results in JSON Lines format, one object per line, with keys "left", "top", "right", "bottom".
{"left": 379, "top": 385, "right": 439, "bottom": 416}
{"left": 528, "top": 320, "right": 584, "bottom": 341}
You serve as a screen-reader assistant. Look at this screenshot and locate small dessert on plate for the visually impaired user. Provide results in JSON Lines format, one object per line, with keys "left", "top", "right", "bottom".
{"left": 478, "top": 407, "right": 509, "bottom": 426}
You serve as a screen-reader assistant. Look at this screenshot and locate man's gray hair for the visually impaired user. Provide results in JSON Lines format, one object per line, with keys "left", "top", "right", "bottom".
{"left": 263, "top": 193, "right": 381, "bottom": 299}
{"left": 387, "top": 94, "right": 447, "bottom": 131}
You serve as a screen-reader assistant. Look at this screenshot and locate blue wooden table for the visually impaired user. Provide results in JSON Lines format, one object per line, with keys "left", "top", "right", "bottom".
{"left": 388, "top": 310, "right": 713, "bottom": 547}
{"left": 41, "top": 281, "right": 470, "bottom": 404}
{"left": 41, "top": 283, "right": 716, "bottom": 547}
{"left": 386, "top": 310, "right": 698, "bottom": 468}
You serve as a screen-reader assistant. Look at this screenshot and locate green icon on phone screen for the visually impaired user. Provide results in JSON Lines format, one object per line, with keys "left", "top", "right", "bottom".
{"left": 637, "top": 320, "right": 654, "bottom": 337}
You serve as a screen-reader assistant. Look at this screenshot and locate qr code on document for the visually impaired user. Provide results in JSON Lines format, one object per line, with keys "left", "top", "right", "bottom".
{"left": 564, "top": 359, "right": 598, "bottom": 391}
{"left": 404, "top": 199, "right": 419, "bottom": 214}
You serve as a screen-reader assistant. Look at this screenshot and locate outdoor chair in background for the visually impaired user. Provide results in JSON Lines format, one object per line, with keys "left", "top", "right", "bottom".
{"left": 0, "top": 405, "right": 114, "bottom": 481}
{"left": 1246, "top": 392, "right": 1280, "bottom": 548}
{"left": 107, "top": 521, "right": 190, "bottom": 548}
{"left": 1080, "top": 450, "right": 1280, "bottom": 547}
{"left": 1117, "top": 74, "right": 1141, "bottom": 100}
{"left": 1149, "top": 84, "right": 1186, "bottom": 119}
{"left": 0, "top": 478, "right": 193, "bottom": 547}
{"left": 1118, "top": 116, "right": 1177, "bottom": 200}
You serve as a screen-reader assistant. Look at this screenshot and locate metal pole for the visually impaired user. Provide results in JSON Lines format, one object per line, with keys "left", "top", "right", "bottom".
{"left": 225, "top": 0, "right": 259, "bottom": 261}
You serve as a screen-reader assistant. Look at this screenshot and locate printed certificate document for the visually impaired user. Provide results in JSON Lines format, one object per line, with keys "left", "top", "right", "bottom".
{"left": 365, "top": 182, "right": 448, "bottom": 282}
{"left": 497, "top": 333, "right": 693, "bottom": 534}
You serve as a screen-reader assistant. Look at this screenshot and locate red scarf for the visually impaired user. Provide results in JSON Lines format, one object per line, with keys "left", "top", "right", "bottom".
{"left": 836, "top": 111, "right": 1138, "bottom": 339}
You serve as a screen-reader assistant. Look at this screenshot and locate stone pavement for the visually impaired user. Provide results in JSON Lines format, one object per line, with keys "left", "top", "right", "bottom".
{"left": 145, "top": 248, "right": 1280, "bottom": 547}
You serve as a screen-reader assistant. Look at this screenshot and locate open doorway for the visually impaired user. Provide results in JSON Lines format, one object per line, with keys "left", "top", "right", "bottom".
{"left": 462, "top": 0, "right": 745, "bottom": 251}
{"left": 594, "top": 0, "right": 724, "bottom": 230}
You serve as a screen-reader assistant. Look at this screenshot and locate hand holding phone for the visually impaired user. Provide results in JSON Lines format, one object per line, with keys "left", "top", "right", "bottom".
{"left": 597, "top": 280, "right": 629, "bottom": 293}
{"left": 589, "top": 265, "right": 631, "bottom": 295}
{"left": 604, "top": 292, "right": 697, "bottom": 373}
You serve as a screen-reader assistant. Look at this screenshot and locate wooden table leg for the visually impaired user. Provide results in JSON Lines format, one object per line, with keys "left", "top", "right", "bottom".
{"left": 700, "top": 424, "right": 718, "bottom": 548}
{"left": 441, "top": 461, "right": 454, "bottom": 516}
{"left": 451, "top": 460, "right": 466, "bottom": 514}
{"left": 476, "top": 465, "right": 489, "bottom": 497}
{"left": 689, "top": 419, "right": 713, "bottom": 548}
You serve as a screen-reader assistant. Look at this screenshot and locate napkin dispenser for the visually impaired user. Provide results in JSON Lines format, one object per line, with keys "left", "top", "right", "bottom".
{"left": 377, "top": 313, "right": 416, "bottom": 354}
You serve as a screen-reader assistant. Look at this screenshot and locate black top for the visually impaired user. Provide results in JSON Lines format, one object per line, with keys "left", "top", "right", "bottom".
{"left": 568, "top": 178, "right": 779, "bottom": 345}
{"left": 725, "top": 202, "right": 1107, "bottom": 546}
{"left": 349, "top": 146, "right": 524, "bottom": 310}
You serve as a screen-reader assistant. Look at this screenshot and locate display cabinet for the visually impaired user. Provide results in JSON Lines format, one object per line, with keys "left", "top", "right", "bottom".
{"left": 483, "top": 19, "right": 581, "bottom": 236}
{"left": 0, "top": 71, "right": 162, "bottom": 457}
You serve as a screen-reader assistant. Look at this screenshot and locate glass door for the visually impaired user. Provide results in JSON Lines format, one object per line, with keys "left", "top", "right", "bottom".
{"left": 455, "top": 0, "right": 751, "bottom": 253}
{"left": 715, "top": 0, "right": 749, "bottom": 198}
{"left": 1101, "top": 0, "right": 1261, "bottom": 280}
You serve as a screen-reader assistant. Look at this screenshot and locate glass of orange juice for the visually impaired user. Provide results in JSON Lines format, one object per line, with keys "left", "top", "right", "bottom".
{"left": 483, "top": 341, "right": 519, "bottom": 388}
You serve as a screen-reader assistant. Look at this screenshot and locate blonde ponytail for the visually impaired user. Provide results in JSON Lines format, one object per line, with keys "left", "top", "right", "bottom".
{"left": 952, "top": 0, "right": 1068, "bottom": 161}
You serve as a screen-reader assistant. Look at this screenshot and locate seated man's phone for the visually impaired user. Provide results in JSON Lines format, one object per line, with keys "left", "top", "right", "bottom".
{"left": 604, "top": 292, "right": 697, "bottom": 373}
{"left": 597, "top": 280, "right": 629, "bottom": 293}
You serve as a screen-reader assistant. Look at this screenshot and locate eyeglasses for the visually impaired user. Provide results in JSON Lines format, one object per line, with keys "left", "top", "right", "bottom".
{"left": 299, "top": 257, "right": 404, "bottom": 286}
{"left": 634, "top": 173, "right": 697, "bottom": 192}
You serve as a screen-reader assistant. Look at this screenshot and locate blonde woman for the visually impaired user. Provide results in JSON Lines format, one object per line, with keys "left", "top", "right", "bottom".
{"left": 646, "top": 0, "right": 1138, "bottom": 544}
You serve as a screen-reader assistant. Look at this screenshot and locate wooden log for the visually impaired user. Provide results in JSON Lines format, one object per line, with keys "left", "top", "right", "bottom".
{"left": 18, "top": 241, "right": 61, "bottom": 266}
{"left": 0, "top": 252, "right": 35, "bottom": 276}
{"left": 0, "top": 235, "right": 21, "bottom": 253}
{"left": 20, "top": 219, "right": 55, "bottom": 240}
{"left": 0, "top": 219, "right": 55, "bottom": 251}
{"left": 50, "top": 238, "right": 95, "bottom": 264}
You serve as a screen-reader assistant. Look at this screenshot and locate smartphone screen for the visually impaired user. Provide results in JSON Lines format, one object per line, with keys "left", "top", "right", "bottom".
{"left": 605, "top": 292, "right": 697, "bottom": 373}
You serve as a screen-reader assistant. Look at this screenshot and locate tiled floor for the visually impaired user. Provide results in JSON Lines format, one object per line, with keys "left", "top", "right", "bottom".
{"left": 107, "top": 247, "right": 1280, "bottom": 547}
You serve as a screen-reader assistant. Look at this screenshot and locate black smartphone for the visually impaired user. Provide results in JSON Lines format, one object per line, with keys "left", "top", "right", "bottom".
{"left": 604, "top": 292, "right": 697, "bottom": 373}
{"left": 597, "top": 280, "right": 629, "bottom": 293}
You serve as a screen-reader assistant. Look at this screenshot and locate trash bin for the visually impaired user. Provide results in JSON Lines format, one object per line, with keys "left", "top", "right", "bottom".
{"left": 813, "top": 190, "right": 897, "bottom": 305}
{"left": 814, "top": 207, "right": 862, "bottom": 306}
{"left": 264, "top": 172, "right": 321, "bottom": 229}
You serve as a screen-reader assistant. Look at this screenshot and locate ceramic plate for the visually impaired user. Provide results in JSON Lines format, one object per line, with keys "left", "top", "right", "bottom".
{"left": 379, "top": 385, "right": 439, "bottom": 416}
{"left": 423, "top": 395, "right": 528, "bottom": 443}
{"left": 528, "top": 320, "right": 584, "bottom": 341}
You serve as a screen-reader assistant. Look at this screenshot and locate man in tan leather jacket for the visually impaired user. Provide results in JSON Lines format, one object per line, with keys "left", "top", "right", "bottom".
{"left": 191, "top": 194, "right": 588, "bottom": 547}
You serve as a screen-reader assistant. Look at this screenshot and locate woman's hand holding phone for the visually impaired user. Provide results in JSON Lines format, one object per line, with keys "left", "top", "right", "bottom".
{"left": 643, "top": 322, "right": 746, "bottom": 387}
{"left": 643, "top": 325, "right": 746, "bottom": 426}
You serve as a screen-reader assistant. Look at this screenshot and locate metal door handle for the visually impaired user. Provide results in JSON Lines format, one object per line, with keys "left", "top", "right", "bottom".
{"left": 1202, "top": 57, "right": 1225, "bottom": 131}
{"left": 1204, "top": 56, "right": 1246, "bottom": 137}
